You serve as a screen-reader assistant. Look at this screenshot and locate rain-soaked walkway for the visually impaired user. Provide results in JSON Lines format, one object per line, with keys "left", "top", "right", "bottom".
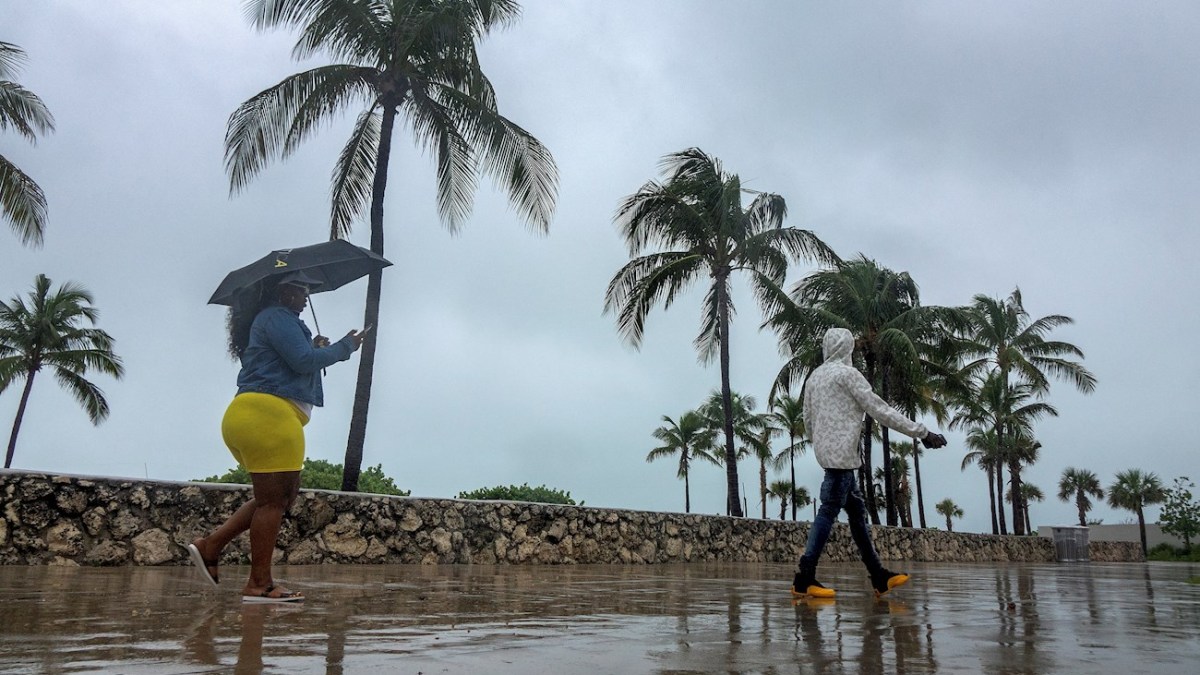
{"left": 1, "top": 560, "right": 1197, "bottom": 674}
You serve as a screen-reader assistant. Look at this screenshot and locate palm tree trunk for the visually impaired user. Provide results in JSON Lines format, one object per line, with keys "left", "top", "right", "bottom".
{"left": 994, "top": 459, "right": 1008, "bottom": 534}
{"left": 715, "top": 278, "right": 742, "bottom": 517}
{"left": 859, "top": 425, "right": 879, "bottom": 524}
{"left": 862, "top": 354, "right": 880, "bottom": 524}
{"left": 1076, "top": 495, "right": 1087, "bottom": 526}
{"left": 5, "top": 371, "right": 36, "bottom": 469}
{"left": 945, "top": 513, "right": 953, "bottom": 532}
{"left": 684, "top": 471, "right": 691, "bottom": 514}
{"left": 883, "top": 427, "right": 897, "bottom": 526}
{"left": 986, "top": 465, "right": 998, "bottom": 534}
{"left": 881, "top": 374, "right": 897, "bottom": 526}
{"left": 1010, "top": 460, "right": 1025, "bottom": 535}
{"left": 759, "top": 458, "right": 767, "bottom": 519}
{"left": 1136, "top": 505, "right": 1147, "bottom": 556}
{"left": 341, "top": 106, "right": 397, "bottom": 492}
{"left": 913, "top": 439, "right": 927, "bottom": 528}
{"left": 789, "top": 432, "right": 797, "bottom": 521}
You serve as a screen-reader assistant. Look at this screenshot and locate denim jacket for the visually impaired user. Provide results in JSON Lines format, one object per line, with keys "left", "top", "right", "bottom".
{"left": 236, "top": 304, "right": 356, "bottom": 407}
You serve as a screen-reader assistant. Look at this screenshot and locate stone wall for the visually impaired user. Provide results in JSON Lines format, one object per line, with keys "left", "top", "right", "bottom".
{"left": 0, "top": 471, "right": 1143, "bottom": 566}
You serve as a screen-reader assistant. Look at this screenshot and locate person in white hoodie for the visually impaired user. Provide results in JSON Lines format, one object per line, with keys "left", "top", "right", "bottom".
{"left": 792, "top": 327, "right": 947, "bottom": 598}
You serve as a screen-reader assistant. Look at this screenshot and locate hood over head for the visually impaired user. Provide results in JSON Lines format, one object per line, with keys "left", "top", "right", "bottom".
{"left": 822, "top": 328, "right": 854, "bottom": 366}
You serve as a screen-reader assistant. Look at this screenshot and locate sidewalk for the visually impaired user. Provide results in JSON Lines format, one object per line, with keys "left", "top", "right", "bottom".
{"left": 1, "top": 560, "right": 1197, "bottom": 673}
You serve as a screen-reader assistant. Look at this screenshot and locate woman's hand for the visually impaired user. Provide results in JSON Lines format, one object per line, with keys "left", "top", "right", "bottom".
{"left": 312, "top": 335, "right": 331, "bottom": 348}
{"left": 346, "top": 330, "right": 365, "bottom": 349}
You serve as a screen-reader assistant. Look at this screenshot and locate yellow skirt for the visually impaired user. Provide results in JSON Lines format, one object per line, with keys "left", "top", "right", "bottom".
{"left": 221, "top": 392, "right": 308, "bottom": 473}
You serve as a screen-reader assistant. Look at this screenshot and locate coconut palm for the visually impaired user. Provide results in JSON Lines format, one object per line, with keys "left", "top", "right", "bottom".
{"left": 766, "top": 256, "right": 951, "bottom": 526}
{"left": 1006, "top": 482, "right": 1045, "bottom": 533}
{"left": 1, "top": 41, "right": 55, "bottom": 247}
{"left": 749, "top": 420, "right": 779, "bottom": 519}
{"left": 959, "top": 427, "right": 1002, "bottom": 533}
{"left": 768, "top": 392, "right": 807, "bottom": 520}
{"left": 226, "top": 0, "right": 558, "bottom": 491}
{"left": 1107, "top": 469, "right": 1166, "bottom": 556}
{"left": 646, "top": 411, "right": 719, "bottom": 514}
{"left": 1, "top": 275, "right": 124, "bottom": 468}
{"left": 935, "top": 498, "right": 963, "bottom": 532}
{"left": 605, "top": 148, "right": 836, "bottom": 516}
{"left": 698, "top": 390, "right": 771, "bottom": 516}
{"left": 959, "top": 289, "right": 1096, "bottom": 534}
{"left": 1058, "top": 467, "right": 1104, "bottom": 527}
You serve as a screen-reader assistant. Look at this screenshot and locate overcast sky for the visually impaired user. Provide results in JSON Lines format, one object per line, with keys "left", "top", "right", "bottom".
{"left": 4, "top": 1, "right": 1197, "bottom": 534}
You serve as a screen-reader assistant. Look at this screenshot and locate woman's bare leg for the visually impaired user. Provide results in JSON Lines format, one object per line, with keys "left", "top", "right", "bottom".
{"left": 243, "top": 470, "right": 301, "bottom": 597}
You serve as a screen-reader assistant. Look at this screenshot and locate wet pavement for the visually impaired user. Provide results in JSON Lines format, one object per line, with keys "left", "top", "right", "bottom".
{"left": 0, "top": 560, "right": 1197, "bottom": 674}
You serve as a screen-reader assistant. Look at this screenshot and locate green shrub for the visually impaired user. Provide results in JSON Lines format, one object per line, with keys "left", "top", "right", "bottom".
{"left": 196, "top": 459, "right": 409, "bottom": 496}
{"left": 457, "top": 483, "right": 580, "bottom": 505}
{"left": 1147, "top": 542, "right": 1200, "bottom": 562}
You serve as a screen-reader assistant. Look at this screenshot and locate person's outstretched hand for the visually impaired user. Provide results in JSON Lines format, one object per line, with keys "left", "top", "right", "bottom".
{"left": 346, "top": 330, "right": 365, "bottom": 350}
{"left": 921, "top": 432, "right": 948, "bottom": 449}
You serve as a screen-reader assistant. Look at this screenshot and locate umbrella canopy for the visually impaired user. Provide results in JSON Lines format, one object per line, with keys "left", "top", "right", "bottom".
{"left": 208, "top": 240, "right": 391, "bottom": 307}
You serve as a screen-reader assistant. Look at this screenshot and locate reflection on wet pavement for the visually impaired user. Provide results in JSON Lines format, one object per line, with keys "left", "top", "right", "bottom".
{"left": 1, "top": 561, "right": 1197, "bottom": 673}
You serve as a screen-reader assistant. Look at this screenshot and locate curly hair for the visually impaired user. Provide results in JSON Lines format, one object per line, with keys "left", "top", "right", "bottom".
{"left": 224, "top": 285, "right": 275, "bottom": 360}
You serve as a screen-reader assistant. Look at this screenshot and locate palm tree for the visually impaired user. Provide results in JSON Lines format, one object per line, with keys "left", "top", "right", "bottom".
{"left": 769, "top": 392, "right": 807, "bottom": 520}
{"left": 768, "top": 480, "right": 812, "bottom": 520}
{"left": 1107, "top": 469, "right": 1166, "bottom": 556}
{"left": 959, "top": 289, "right": 1096, "bottom": 534}
{"left": 951, "top": 371, "right": 1055, "bottom": 534}
{"left": 226, "top": 0, "right": 558, "bottom": 491}
{"left": 1058, "top": 467, "right": 1104, "bottom": 527}
{"left": 1006, "top": 482, "right": 1044, "bottom": 533}
{"left": 1, "top": 275, "right": 124, "bottom": 468}
{"left": 1, "top": 41, "right": 55, "bottom": 247}
{"left": 935, "top": 498, "right": 963, "bottom": 532}
{"left": 750, "top": 420, "right": 779, "bottom": 519}
{"left": 959, "top": 427, "right": 1002, "bottom": 533}
{"left": 605, "top": 148, "right": 836, "bottom": 516}
{"left": 767, "top": 256, "right": 949, "bottom": 525}
{"left": 646, "top": 411, "right": 719, "bottom": 514}
{"left": 699, "top": 390, "right": 770, "bottom": 516}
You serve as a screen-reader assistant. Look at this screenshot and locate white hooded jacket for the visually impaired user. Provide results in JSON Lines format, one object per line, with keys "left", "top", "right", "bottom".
{"left": 802, "top": 328, "right": 928, "bottom": 470}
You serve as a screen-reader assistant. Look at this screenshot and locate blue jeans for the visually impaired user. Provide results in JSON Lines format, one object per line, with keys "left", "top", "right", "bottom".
{"left": 799, "top": 468, "right": 884, "bottom": 576}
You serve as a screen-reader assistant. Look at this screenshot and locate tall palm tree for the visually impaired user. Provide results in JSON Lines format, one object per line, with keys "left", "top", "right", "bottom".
{"left": 1107, "top": 469, "right": 1166, "bottom": 556}
{"left": 646, "top": 411, "right": 719, "bottom": 514}
{"left": 1, "top": 41, "right": 55, "bottom": 247}
{"left": 935, "top": 498, "right": 963, "bottom": 532}
{"left": 769, "top": 392, "right": 807, "bottom": 520}
{"left": 605, "top": 148, "right": 836, "bottom": 516}
{"left": 959, "top": 289, "right": 1096, "bottom": 534}
{"left": 767, "top": 256, "right": 949, "bottom": 525}
{"left": 1058, "top": 467, "right": 1105, "bottom": 527}
{"left": 226, "top": 0, "right": 558, "bottom": 491}
{"left": 1, "top": 275, "right": 124, "bottom": 468}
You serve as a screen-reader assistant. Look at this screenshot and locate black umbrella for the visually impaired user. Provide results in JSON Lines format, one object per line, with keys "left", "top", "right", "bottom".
{"left": 208, "top": 240, "right": 392, "bottom": 308}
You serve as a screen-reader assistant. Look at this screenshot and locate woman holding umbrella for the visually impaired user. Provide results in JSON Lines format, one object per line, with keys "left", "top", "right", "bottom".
{"left": 189, "top": 270, "right": 364, "bottom": 602}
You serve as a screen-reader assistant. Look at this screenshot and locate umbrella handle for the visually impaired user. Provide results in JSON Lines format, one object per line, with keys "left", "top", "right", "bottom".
{"left": 309, "top": 301, "right": 327, "bottom": 376}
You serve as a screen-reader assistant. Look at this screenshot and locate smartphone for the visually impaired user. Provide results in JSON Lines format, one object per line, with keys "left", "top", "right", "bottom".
{"left": 360, "top": 324, "right": 374, "bottom": 334}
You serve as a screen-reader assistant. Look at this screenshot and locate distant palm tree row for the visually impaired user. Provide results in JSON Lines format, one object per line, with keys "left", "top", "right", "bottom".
{"left": 617, "top": 148, "right": 1098, "bottom": 533}
{"left": 1059, "top": 466, "right": 1166, "bottom": 555}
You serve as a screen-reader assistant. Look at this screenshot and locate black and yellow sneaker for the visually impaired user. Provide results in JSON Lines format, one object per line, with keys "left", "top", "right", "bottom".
{"left": 791, "top": 572, "right": 837, "bottom": 599}
{"left": 870, "top": 569, "right": 910, "bottom": 597}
